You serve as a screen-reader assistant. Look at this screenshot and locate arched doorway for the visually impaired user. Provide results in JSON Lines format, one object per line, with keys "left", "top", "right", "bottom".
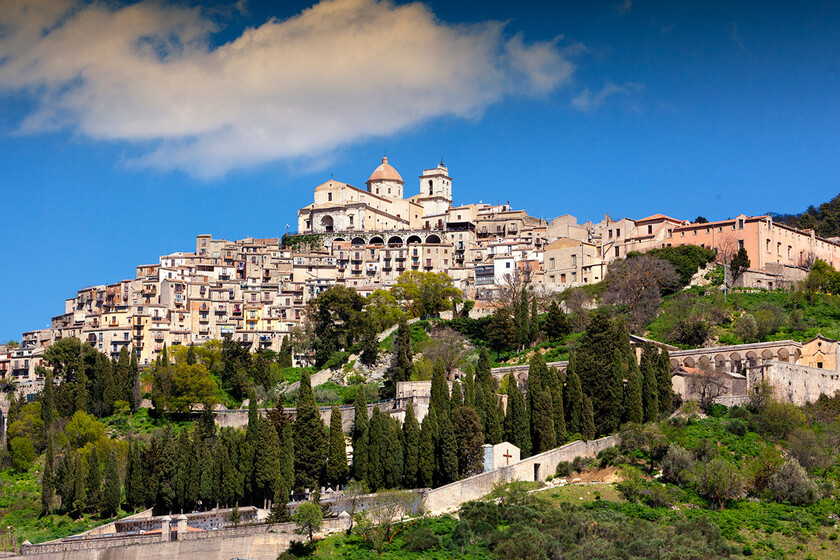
{"left": 320, "top": 215, "right": 334, "bottom": 232}
{"left": 426, "top": 234, "right": 442, "bottom": 244}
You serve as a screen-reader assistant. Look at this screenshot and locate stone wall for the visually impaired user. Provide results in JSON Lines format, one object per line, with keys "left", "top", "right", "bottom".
{"left": 18, "top": 518, "right": 350, "bottom": 560}
{"left": 424, "top": 435, "right": 618, "bottom": 515}
{"left": 750, "top": 360, "right": 840, "bottom": 405}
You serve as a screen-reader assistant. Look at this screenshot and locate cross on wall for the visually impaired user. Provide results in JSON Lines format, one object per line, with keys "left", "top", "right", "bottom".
{"left": 503, "top": 449, "right": 513, "bottom": 465}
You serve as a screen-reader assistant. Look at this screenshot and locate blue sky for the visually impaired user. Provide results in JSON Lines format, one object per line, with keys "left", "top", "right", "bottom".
{"left": 1, "top": 0, "right": 839, "bottom": 341}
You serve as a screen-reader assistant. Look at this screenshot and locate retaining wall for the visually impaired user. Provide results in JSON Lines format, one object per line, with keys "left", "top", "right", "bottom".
{"left": 424, "top": 435, "right": 618, "bottom": 515}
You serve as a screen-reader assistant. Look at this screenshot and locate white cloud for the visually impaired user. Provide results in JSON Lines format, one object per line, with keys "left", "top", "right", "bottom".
{"left": 613, "top": 0, "right": 632, "bottom": 16}
{"left": 0, "top": 0, "right": 576, "bottom": 178}
{"left": 571, "top": 80, "right": 642, "bottom": 111}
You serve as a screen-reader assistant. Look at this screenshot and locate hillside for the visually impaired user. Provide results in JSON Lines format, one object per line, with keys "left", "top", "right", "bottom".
{"left": 773, "top": 192, "right": 840, "bottom": 238}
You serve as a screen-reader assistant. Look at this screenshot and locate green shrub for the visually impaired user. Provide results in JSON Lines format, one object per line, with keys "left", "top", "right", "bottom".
{"left": 768, "top": 459, "right": 820, "bottom": 506}
{"left": 725, "top": 419, "right": 747, "bottom": 436}
{"left": 322, "top": 351, "right": 350, "bottom": 370}
{"left": 660, "top": 444, "right": 694, "bottom": 485}
{"left": 9, "top": 437, "right": 35, "bottom": 472}
{"left": 555, "top": 461, "right": 573, "bottom": 478}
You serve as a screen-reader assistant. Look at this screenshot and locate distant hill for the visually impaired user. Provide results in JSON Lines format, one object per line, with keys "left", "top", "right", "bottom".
{"left": 770, "top": 192, "right": 840, "bottom": 238}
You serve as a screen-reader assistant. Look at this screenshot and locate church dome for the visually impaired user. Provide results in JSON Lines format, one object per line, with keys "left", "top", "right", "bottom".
{"left": 367, "top": 156, "right": 403, "bottom": 184}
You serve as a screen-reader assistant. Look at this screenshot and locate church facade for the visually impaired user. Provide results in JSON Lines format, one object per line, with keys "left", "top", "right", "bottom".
{"left": 297, "top": 157, "right": 454, "bottom": 234}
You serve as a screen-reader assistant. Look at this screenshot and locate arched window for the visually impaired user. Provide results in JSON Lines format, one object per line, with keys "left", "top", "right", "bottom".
{"left": 428, "top": 179, "right": 433, "bottom": 194}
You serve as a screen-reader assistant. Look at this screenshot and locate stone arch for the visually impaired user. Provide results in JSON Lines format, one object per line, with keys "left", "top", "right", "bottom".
{"left": 369, "top": 236, "right": 385, "bottom": 246}
{"left": 793, "top": 348, "right": 802, "bottom": 362}
{"left": 407, "top": 235, "right": 422, "bottom": 245}
{"left": 683, "top": 356, "right": 696, "bottom": 368}
{"left": 777, "top": 348, "right": 790, "bottom": 362}
{"left": 332, "top": 237, "right": 346, "bottom": 243}
{"left": 761, "top": 349, "right": 774, "bottom": 361}
{"left": 670, "top": 358, "right": 680, "bottom": 370}
{"left": 729, "top": 352, "right": 742, "bottom": 372}
{"left": 426, "top": 234, "right": 442, "bottom": 244}
{"left": 714, "top": 354, "right": 727, "bottom": 371}
{"left": 387, "top": 236, "right": 403, "bottom": 247}
{"left": 320, "top": 215, "right": 334, "bottom": 232}
{"left": 698, "top": 355, "right": 712, "bottom": 370}
{"left": 351, "top": 237, "right": 365, "bottom": 246}
{"left": 746, "top": 351, "right": 758, "bottom": 367}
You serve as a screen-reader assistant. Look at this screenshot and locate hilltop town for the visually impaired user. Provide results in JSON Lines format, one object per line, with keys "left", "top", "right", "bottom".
{"left": 4, "top": 157, "right": 840, "bottom": 394}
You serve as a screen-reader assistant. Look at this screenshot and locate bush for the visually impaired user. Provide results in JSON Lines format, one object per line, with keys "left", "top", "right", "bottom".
{"left": 768, "top": 458, "right": 820, "bottom": 506}
{"left": 696, "top": 457, "right": 745, "bottom": 510}
{"left": 555, "top": 461, "right": 573, "bottom": 478}
{"left": 323, "top": 351, "right": 350, "bottom": 370}
{"left": 725, "top": 419, "right": 747, "bottom": 436}
{"left": 403, "top": 525, "right": 440, "bottom": 551}
{"left": 661, "top": 444, "right": 695, "bottom": 485}
{"left": 9, "top": 436, "right": 35, "bottom": 472}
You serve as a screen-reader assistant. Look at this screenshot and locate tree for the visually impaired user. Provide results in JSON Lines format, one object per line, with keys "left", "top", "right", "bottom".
{"left": 463, "top": 368, "right": 476, "bottom": 408}
{"left": 696, "top": 457, "right": 745, "bottom": 510}
{"left": 102, "top": 448, "right": 122, "bottom": 516}
{"left": 475, "top": 348, "right": 493, "bottom": 389}
{"left": 625, "top": 362, "right": 644, "bottom": 424}
{"left": 151, "top": 362, "right": 217, "bottom": 414}
{"left": 391, "top": 271, "right": 461, "bottom": 319}
{"left": 768, "top": 458, "right": 820, "bottom": 506}
{"left": 657, "top": 349, "right": 673, "bottom": 415}
{"left": 384, "top": 316, "right": 412, "bottom": 398}
{"left": 342, "top": 479, "right": 368, "bottom": 534}
{"left": 480, "top": 385, "right": 503, "bottom": 444}
{"left": 535, "top": 390, "right": 557, "bottom": 452}
{"left": 450, "top": 381, "right": 463, "bottom": 409}
{"left": 687, "top": 368, "right": 729, "bottom": 412}
{"left": 581, "top": 395, "right": 595, "bottom": 440}
{"left": 504, "top": 377, "right": 531, "bottom": 457}
{"left": 307, "top": 285, "right": 367, "bottom": 367}
{"left": 488, "top": 307, "right": 515, "bottom": 355}
{"left": 734, "top": 313, "right": 759, "bottom": 343}
{"left": 436, "top": 412, "right": 459, "bottom": 486}
{"left": 293, "top": 372, "right": 327, "bottom": 491}
{"left": 359, "top": 317, "right": 380, "bottom": 367}
{"left": 564, "top": 364, "right": 583, "bottom": 436}
{"left": 402, "top": 401, "right": 421, "bottom": 488}
{"left": 294, "top": 502, "right": 324, "bottom": 543}
{"left": 729, "top": 247, "right": 751, "bottom": 285}
{"left": 358, "top": 489, "right": 420, "bottom": 553}
{"left": 545, "top": 301, "right": 570, "bottom": 341}
{"left": 326, "top": 406, "right": 349, "bottom": 487}
{"left": 640, "top": 345, "right": 660, "bottom": 423}
{"left": 418, "top": 415, "right": 435, "bottom": 488}
{"left": 366, "top": 409, "right": 386, "bottom": 491}
{"left": 603, "top": 255, "right": 680, "bottom": 330}
{"left": 452, "top": 406, "right": 485, "bottom": 477}
{"left": 72, "top": 452, "right": 88, "bottom": 516}
{"left": 607, "top": 350, "right": 626, "bottom": 433}
{"left": 42, "top": 369, "right": 55, "bottom": 429}
{"left": 352, "top": 390, "right": 369, "bottom": 482}
{"left": 41, "top": 437, "right": 55, "bottom": 513}
{"left": 430, "top": 361, "right": 450, "bottom": 416}
{"left": 547, "top": 367, "right": 566, "bottom": 443}
{"left": 423, "top": 327, "right": 469, "bottom": 376}
{"left": 255, "top": 420, "right": 283, "bottom": 504}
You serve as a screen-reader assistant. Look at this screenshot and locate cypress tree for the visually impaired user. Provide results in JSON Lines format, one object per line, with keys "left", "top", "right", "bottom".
{"left": 452, "top": 406, "right": 485, "bottom": 477}
{"left": 187, "top": 434, "right": 202, "bottom": 509}
{"left": 359, "top": 317, "right": 379, "bottom": 366}
{"left": 130, "top": 350, "right": 141, "bottom": 411}
{"left": 545, "top": 300, "right": 570, "bottom": 341}
{"left": 641, "top": 346, "right": 660, "bottom": 423}
{"left": 102, "top": 448, "right": 122, "bottom": 517}
{"left": 101, "top": 356, "right": 119, "bottom": 416}
{"left": 198, "top": 447, "right": 214, "bottom": 510}
{"left": 565, "top": 363, "right": 584, "bottom": 436}
{"left": 548, "top": 367, "right": 566, "bottom": 444}
{"left": 436, "top": 411, "right": 459, "bottom": 486}
{"left": 175, "top": 429, "right": 192, "bottom": 511}
{"left": 124, "top": 442, "right": 143, "bottom": 510}
{"left": 475, "top": 347, "right": 493, "bottom": 389}
{"left": 504, "top": 376, "right": 531, "bottom": 457}
{"left": 402, "top": 401, "right": 421, "bottom": 488}
{"left": 535, "top": 390, "right": 557, "bottom": 453}
{"left": 366, "top": 409, "right": 385, "bottom": 491}
{"left": 582, "top": 394, "right": 596, "bottom": 440}
{"left": 418, "top": 415, "right": 435, "bottom": 488}
{"left": 326, "top": 406, "right": 349, "bottom": 487}
{"left": 160, "top": 344, "right": 169, "bottom": 367}
{"left": 385, "top": 316, "right": 413, "bottom": 397}
{"left": 41, "top": 436, "right": 55, "bottom": 514}
{"left": 351, "top": 389, "right": 369, "bottom": 482}
{"left": 255, "top": 419, "right": 283, "bottom": 504}
{"left": 608, "top": 349, "right": 627, "bottom": 433}
{"left": 625, "top": 362, "right": 644, "bottom": 424}
{"left": 42, "top": 370, "right": 55, "bottom": 429}
{"left": 657, "top": 349, "right": 673, "bottom": 415}
{"left": 527, "top": 353, "right": 547, "bottom": 449}
{"left": 75, "top": 357, "right": 88, "bottom": 414}
{"left": 481, "top": 386, "right": 503, "bottom": 444}
{"left": 463, "top": 368, "right": 476, "bottom": 407}
{"left": 73, "top": 452, "right": 87, "bottom": 517}
{"left": 529, "top": 296, "right": 540, "bottom": 343}
{"left": 186, "top": 344, "right": 197, "bottom": 365}
{"left": 515, "top": 289, "right": 530, "bottom": 349}
{"left": 156, "top": 429, "right": 179, "bottom": 513}
{"left": 116, "top": 346, "right": 131, "bottom": 402}
{"left": 430, "top": 361, "right": 449, "bottom": 416}
{"left": 279, "top": 422, "right": 295, "bottom": 495}
{"left": 86, "top": 448, "right": 102, "bottom": 513}
{"left": 384, "top": 418, "right": 404, "bottom": 489}
{"left": 293, "top": 372, "right": 327, "bottom": 491}
{"left": 450, "top": 381, "right": 463, "bottom": 409}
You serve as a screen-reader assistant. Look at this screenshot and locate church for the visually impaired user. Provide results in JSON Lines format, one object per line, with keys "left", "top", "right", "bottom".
{"left": 297, "top": 157, "right": 454, "bottom": 234}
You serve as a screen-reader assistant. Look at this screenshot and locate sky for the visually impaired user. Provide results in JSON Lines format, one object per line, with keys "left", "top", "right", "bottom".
{"left": 1, "top": 0, "right": 839, "bottom": 340}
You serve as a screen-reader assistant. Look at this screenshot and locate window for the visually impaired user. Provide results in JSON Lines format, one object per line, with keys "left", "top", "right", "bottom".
{"left": 608, "top": 229, "right": 613, "bottom": 239}
{"left": 615, "top": 247, "right": 620, "bottom": 257}
{"left": 561, "top": 273, "right": 566, "bottom": 283}
{"left": 647, "top": 225, "right": 653, "bottom": 235}
{"left": 571, "top": 254, "right": 577, "bottom": 266}
{"left": 505, "top": 262, "right": 511, "bottom": 268}
{"left": 572, "top": 272, "right": 577, "bottom": 281}
{"left": 738, "top": 239, "right": 745, "bottom": 249}
{"left": 349, "top": 216, "right": 354, "bottom": 225}
{"left": 777, "top": 242, "right": 781, "bottom": 256}
{"left": 788, "top": 245, "right": 792, "bottom": 257}
{"left": 738, "top": 218, "right": 744, "bottom": 229}
{"left": 766, "top": 239, "right": 771, "bottom": 252}
{"left": 328, "top": 192, "right": 332, "bottom": 201}
{"left": 549, "top": 257, "right": 555, "bottom": 268}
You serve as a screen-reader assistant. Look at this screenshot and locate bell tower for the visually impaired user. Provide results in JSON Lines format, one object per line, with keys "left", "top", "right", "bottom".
{"left": 419, "top": 160, "right": 452, "bottom": 202}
